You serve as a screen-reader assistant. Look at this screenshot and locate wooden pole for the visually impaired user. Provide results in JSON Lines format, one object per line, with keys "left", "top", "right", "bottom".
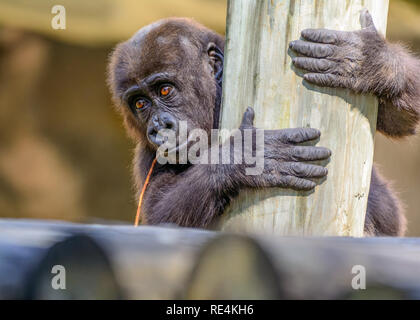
{"left": 218, "top": 0, "right": 389, "bottom": 236}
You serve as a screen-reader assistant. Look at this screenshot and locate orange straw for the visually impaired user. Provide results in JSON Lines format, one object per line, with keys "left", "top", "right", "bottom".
{"left": 134, "top": 158, "right": 157, "bottom": 227}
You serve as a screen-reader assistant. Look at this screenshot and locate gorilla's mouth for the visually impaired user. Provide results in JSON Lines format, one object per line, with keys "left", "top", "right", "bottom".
{"left": 155, "top": 135, "right": 192, "bottom": 159}
{"left": 164, "top": 138, "right": 189, "bottom": 155}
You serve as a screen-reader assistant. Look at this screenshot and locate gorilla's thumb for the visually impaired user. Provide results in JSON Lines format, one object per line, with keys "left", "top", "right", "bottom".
{"left": 240, "top": 107, "right": 255, "bottom": 128}
{"left": 360, "top": 9, "right": 376, "bottom": 30}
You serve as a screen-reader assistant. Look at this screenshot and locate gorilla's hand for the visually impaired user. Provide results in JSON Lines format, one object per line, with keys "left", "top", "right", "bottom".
{"left": 236, "top": 107, "right": 331, "bottom": 191}
{"left": 289, "top": 9, "right": 387, "bottom": 95}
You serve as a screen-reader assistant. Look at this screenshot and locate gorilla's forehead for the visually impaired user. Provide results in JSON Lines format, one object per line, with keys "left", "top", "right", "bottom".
{"left": 126, "top": 21, "right": 201, "bottom": 78}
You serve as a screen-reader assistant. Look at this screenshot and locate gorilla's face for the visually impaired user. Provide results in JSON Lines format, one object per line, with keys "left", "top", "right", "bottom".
{"left": 108, "top": 18, "right": 224, "bottom": 159}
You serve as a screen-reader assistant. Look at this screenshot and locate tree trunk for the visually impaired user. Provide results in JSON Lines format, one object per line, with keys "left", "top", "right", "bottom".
{"left": 218, "top": 0, "right": 389, "bottom": 236}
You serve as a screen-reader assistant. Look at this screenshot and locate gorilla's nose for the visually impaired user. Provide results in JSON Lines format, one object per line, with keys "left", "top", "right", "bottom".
{"left": 147, "top": 112, "right": 178, "bottom": 147}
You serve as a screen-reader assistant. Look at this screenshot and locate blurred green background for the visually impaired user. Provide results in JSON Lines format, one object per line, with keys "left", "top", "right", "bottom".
{"left": 0, "top": 0, "right": 419, "bottom": 234}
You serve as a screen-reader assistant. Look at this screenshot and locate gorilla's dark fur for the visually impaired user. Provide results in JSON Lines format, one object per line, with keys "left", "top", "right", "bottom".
{"left": 108, "top": 12, "right": 419, "bottom": 236}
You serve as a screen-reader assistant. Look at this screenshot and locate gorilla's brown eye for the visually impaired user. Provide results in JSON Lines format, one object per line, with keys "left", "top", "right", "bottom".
{"left": 135, "top": 99, "right": 146, "bottom": 109}
{"left": 160, "top": 85, "right": 172, "bottom": 97}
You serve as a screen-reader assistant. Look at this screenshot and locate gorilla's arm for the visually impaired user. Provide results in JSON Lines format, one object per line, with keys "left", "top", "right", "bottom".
{"left": 289, "top": 10, "right": 420, "bottom": 138}
{"left": 364, "top": 167, "right": 406, "bottom": 236}
{"left": 140, "top": 109, "right": 330, "bottom": 228}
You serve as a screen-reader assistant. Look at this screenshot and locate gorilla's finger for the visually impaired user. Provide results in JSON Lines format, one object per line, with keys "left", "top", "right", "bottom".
{"left": 271, "top": 128, "right": 321, "bottom": 144}
{"left": 360, "top": 9, "right": 376, "bottom": 30}
{"left": 303, "top": 73, "right": 351, "bottom": 89}
{"left": 300, "top": 29, "right": 342, "bottom": 44}
{"left": 289, "top": 146, "right": 332, "bottom": 161}
{"left": 240, "top": 107, "right": 255, "bottom": 128}
{"left": 293, "top": 57, "right": 336, "bottom": 73}
{"left": 280, "top": 176, "right": 316, "bottom": 191}
{"left": 289, "top": 40, "right": 334, "bottom": 58}
{"left": 282, "top": 162, "right": 328, "bottom": 178}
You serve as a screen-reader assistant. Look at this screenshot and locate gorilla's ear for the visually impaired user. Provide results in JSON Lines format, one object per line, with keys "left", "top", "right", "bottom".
{"left": 207, "top": 42, "right": 224, "bottom": 86}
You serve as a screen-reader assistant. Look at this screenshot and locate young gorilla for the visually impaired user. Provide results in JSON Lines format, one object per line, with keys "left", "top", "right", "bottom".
{"left": 108, "top": 10, "right": 419, "bottom": 235}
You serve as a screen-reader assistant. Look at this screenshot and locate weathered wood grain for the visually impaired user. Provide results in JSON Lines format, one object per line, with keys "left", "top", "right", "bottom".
{"left": 219, "top": 0, "right": 389, "bottom": 236}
